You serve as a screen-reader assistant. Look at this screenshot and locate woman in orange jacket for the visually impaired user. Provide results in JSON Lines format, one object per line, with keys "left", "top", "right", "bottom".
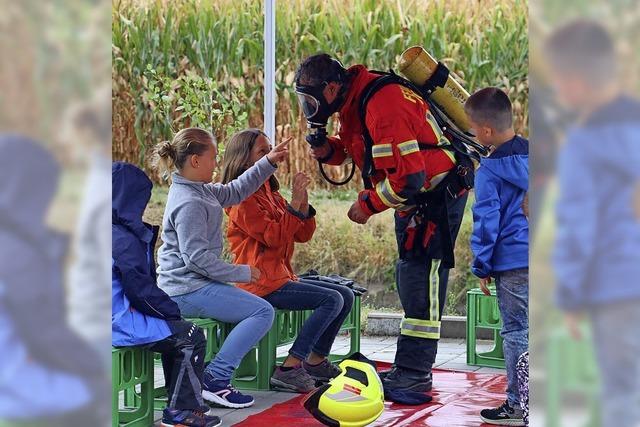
{"left": 222, "top": 129, "right": 355, "bottom": 393}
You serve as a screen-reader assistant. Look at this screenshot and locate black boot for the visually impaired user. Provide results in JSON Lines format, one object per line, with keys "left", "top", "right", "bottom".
{"left": 381, "top": 366, "right": 432, "bottom": 392}
{"left": 378, "top": 366, "right": 394, "bottom": 381}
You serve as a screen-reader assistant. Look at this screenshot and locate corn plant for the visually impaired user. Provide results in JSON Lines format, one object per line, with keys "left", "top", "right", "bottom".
{"left": 113, "top": 0, "right": 529, "bottom": 186}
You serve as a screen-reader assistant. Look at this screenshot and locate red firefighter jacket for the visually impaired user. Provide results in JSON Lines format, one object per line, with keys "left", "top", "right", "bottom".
{"left": 324, "top": 65, "right": 457, "bottom": 215}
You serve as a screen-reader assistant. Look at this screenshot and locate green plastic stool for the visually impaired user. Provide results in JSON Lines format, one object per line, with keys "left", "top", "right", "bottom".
{"left": 112, "top": 347, "right": 155, "bottom": 427}
{"left": 148, "top": 297, "right": 362, "bottom": 395}
{"left": 466, "top": 287, "right": 505, "bottom": 368}
{"left": 546, "top": 325, "right": 600, "bottom": 427}
{"left": 329, "top": 293, "right": 361, "bottom": 364}
{"left": 232, "top": 295, "right": 362, "bottom": 390}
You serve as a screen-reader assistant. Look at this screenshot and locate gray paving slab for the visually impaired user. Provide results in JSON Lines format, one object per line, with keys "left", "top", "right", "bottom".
{"left": 476, "top": 366, "right": 506, "bottom": 374}
{"left": 439, "top": 362, "right": 482, "bottom": 372}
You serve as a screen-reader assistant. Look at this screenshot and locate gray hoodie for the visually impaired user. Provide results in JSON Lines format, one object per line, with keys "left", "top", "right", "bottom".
{"left": 157, "top": 156, "right": 276, "bottom": 297}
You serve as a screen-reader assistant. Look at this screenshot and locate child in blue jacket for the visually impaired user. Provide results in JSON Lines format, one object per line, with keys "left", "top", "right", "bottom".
{"left": 112, "top": 162, "right": 220, "bottom": 427}
{"left": 465, "top": 87, "right": 529, "bottom": 426}
{"left": 547, "top": 21, "right": 640, "bottom": 427}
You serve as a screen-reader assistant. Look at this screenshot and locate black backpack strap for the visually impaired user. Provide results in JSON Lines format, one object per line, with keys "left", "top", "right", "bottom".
{"left": 358, "top": 71, "right": 424, "bottom": 189}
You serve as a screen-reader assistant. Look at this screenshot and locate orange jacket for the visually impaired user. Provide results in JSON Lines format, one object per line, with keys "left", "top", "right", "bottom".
{"left": 225, "top": 181, "right": 316, "bottom": 297}
{"left": 323, "top": 65, "right": 456, "bottom": 215}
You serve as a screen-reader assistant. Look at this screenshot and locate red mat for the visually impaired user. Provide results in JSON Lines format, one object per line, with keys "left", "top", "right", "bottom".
{"left": 236, "top": 362, "right": 507, "bottom": 426}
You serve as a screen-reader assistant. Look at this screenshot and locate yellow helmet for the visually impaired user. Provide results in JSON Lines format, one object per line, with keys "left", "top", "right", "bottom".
{"left": 302, "top": 355, "right": 384, "bottom": 427}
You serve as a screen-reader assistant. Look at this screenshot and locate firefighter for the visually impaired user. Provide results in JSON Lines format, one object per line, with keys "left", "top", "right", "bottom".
{"left": 295, "top": 53, "right": 469, "bottom": 393}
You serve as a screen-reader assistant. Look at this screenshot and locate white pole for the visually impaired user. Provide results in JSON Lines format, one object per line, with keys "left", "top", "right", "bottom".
{"left": 264, "top": 0, "right": 276, "bottom": 143}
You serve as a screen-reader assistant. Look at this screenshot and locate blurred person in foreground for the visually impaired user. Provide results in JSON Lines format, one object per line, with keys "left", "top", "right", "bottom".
{"left": 547, "top": 20, "right": 640, "bottom": 427}
{"left": 65, "top": 86, "right": 112, "bottom": 368}
{"left": 0, "top": 135, "right": 107, "bottom": 426}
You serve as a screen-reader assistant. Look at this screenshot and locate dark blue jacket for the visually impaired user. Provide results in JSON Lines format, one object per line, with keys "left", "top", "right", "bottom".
{"left": 471, "top": 136, "right": 529, "bottom": 278}
{"left": 112, "top": 162, "right": 180, "bottom": 346}
{"left": 554, "top": 96, "right": 640, "bottom": 310}
{"left": 1, "top": 135, "right": 101, "bottom": 416}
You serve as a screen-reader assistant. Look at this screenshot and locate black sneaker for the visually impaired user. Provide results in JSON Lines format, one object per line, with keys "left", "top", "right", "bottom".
{"left": 381, "top": 366, "right": 432, "bottom": 392}
{"left": 160, "top": 408, "right": 221, "bottom": 427}
{"left": 270, "top": 365, "right": 317, "bottom": 393}
{"left": 303, "top": 359, "right": 342, "bottom": 383}
{"left": 480, "top": 400, "right": 525, "bottom": 426}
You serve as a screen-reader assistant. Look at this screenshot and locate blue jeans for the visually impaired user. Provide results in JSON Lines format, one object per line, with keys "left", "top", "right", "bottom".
{"left": 263, "top": 279, "right": 355, "bottom": 360}
{"left": 495, "top": 268, "right": 529, "bottom": 407}
{"left": 172, "top": 282, "right": 275, "bottom": 381}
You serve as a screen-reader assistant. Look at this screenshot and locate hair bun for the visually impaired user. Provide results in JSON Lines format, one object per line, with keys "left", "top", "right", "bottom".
{"left": 158, "top": 140, "right": 176, "bottom": 159}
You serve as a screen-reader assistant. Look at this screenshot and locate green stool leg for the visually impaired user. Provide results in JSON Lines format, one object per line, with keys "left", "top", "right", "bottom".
{"left": 112, "top": 350, "right": 120, "bottom": 427}
{"left": 259, "top": 327, "right": 277, "bottom": 389}
{"left": 232, "top": 320, "right": 277, "bottom": 391}
{"left": 350, "top": 296, "right": 361, "bottom": 355}
{"left": 116, "top": 348, "right": 155, "bottom": 427}
{"left": 478, "top": 330, "right": 504, "bottom": 359}
{"left": 466, "top": 290, "right": 478, "bottom": 365}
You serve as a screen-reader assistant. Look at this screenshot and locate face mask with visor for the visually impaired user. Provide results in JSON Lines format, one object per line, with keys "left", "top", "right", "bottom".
{"left": 295, "top": 58, "right": 348, "bottom": 147}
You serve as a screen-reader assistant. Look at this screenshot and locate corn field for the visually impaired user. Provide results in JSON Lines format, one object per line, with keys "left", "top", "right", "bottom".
{"left": 112, "top": 0, "right": 528, "bottom": 186}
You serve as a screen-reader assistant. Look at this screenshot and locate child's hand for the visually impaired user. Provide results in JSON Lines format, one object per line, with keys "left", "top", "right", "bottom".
{"left": 266, "top": 137, "right": 292, "bottom": 165}
{"left": 291, "top": 172, "right": 311, "bottom": 211}
{"left": 249, "top": 266, "right": 262, "bottom": 282}
{"left": 479, "top": 277, "right": 492, "bottom": 295}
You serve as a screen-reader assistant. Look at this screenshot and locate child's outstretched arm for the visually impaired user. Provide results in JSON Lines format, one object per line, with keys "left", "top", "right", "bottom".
{"left": 470, "top": 171, "right": 501, "bottom": 280}
{"left": 208, "top": 137, "right": 290, "bottom": 208}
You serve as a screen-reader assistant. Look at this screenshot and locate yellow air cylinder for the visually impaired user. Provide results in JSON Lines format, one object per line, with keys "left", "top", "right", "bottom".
{"left": 398, "top": 46, "right": 471, "bottom": 132}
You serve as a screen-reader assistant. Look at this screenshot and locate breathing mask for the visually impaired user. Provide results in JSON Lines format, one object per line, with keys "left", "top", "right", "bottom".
{"left": 295, "top": 58, "right": 348, "bottom": 148}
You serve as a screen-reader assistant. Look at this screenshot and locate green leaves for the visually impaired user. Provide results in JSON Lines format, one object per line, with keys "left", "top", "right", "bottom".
{"left": 139, "top": 65, "right": 248, "bottom": 155}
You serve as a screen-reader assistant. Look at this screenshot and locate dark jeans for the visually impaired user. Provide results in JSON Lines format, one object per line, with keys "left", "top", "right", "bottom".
{"left": 263, "top": 279, "right": 355, "bottom": 360}
{"left": 146, "top": 320, "right": 206, "bottom": 410}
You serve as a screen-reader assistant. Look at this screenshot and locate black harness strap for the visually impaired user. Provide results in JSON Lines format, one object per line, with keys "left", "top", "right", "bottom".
{"left": 358, "top": 72, "right": 419, "bottom": 189}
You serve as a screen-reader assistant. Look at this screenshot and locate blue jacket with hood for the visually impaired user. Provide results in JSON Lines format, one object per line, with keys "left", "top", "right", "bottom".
{"left": 112, "top": 162, "right": 180, "bottom": 347}
{"left": 554, "top": 96, "right": 640, "bottom": 310}
{"left": 471, "top": 136, "right": 529, "bottom": 278}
